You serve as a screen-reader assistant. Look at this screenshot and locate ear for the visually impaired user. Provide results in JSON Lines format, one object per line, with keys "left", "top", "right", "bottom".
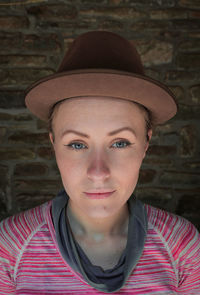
{"left": 143, "top": 129, "right": 152, "bottom": 158}
{"left": 146, "top": 129, "right": 152, "bottom": 144}
{"left": 49, "top": 132, "right": 54, "bottom": 146}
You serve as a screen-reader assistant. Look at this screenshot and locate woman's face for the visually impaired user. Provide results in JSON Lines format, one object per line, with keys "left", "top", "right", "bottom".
{"left": 50, "top": 97, "right": 151, "bottom": 219}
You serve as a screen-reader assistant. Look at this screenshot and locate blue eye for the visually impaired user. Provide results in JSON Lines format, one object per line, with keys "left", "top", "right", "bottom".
{"left": 65, "top": 140, "right": 131, "bottom": 151}
{"left": 66, "top": 142, "right": 87, "bottom": 150}
{"left": 112, "top": 140, "right": 131, "bottom": 148}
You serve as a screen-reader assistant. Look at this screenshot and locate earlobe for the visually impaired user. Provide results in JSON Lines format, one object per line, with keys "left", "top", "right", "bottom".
{"left": 143, "top": 129, "right": 152, "bottom": 158}
{"left": 147, "top": 129, "right": 152, "bottom": 143}
{"left": 49, "top": 132, "right": 54, "bottom": 145}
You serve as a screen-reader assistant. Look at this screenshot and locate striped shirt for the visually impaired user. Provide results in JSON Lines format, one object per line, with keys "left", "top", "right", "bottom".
{"left": 0, "top": 200, "right": 200, "bottom": 294}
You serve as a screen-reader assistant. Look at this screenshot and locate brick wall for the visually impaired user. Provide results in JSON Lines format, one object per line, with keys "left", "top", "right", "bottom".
{"left": 0, "top": 0, "right": 199, "bottom": 229}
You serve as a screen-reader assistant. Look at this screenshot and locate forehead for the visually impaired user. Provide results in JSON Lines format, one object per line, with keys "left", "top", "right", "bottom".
{"left": 50, "top": 96, "right": 147, "bottom": 135}
{"left": 53, "top": 96, "right": 146, "bottom": 119}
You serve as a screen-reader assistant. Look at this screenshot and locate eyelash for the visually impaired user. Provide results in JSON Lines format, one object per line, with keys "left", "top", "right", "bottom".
{"left": 65, "top": 140, "right": 133, "bottom": 151}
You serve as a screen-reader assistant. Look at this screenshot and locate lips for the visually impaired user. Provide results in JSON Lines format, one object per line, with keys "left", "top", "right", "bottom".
{"left": 83, "top": 190, "right": 115, "bottom": 199}
{"left": 85, "top": 190, "right": 115, "bottom": 194}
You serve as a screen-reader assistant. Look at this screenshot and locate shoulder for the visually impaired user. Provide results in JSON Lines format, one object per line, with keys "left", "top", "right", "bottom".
{"left": 0, "top": 200, "right": 52, "bottom": 255}
{"left": 145, "top": 203, "right": 199, "bottom": 235}
{"left": 145, "top": 203, "right": 200, "bottom": 261}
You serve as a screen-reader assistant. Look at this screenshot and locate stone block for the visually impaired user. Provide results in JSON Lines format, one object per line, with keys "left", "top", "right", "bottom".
{"left": 144, "top": 157, "right": 173, "bottom": 167}
{"left": 0, "top": 69, "right": 7, "bottom": 82}
{"left": 136, "top": 186, "right": 174, "bottom": 212}
{"left": 0, "top": 127, "right": 7, "bottom": 143}
{"left": 8, "top": 131, "right": 49, "bottom": 145}
{"left": 145, "top": 68, "right": 161, "bottom": 80}
{"left": 14, "top": 178, "right": 62, "bottom": 194}
{"left": 98, "top": 19, "right": 124, "bottom": 30}
{"left": 175, "top": 104, "right": 200, "bottom": 120}
{"left": 178, "top": 39, "right": 200, "bottom": 52}
{"left": 74, "top": 19, "right": 98, "bottom": 29}
{"left": 80, "top": 0, "right": 106, "bottom": 3}
{"left": 180, "top": 125, "right": 196, "bottom": 157}
{"left": 188, "top": 10, "right": 200, "bottom": 19}
{"left": 174, "top": 190, "right": 200, "bottom": 230}
{"left": 0, "top": 90, "right": 25, "bottom": 108}
{"left": 14, "top": 113, "right": 34, "bottom": 121}
{"left": 63, "top": 38, "right": 74, "bottom": 54}
{"left": 37, "top": 147, "right": 54, "bottom": 160}
{"left": 172, "top": 19, "right": 200, "bottom": 31}
{"left": 0, "top": 112, "right": 32, "bottom": 123}
{"left": 16, "top": 193, "right": 55, "bottom": 211}
{"left": 0, "top": 16, "right": 28, "bottom": 30}
{"left": 0, "top": 148, "right": 35, "bottom": 160}
{"left": 183, "top": 161, "right": 200, "bottom": 170}
{"left": 0, "top": 165, "right": 8, "bottom": 219}
{"left": 0, "top": 113, "right": 13, "bottom": 121}
{"left": 14, "top": 163, "right": 48, "bottom": 177}
{"left": 0, "top": 5, "right": 25, "bottom": 13}
{"left": 0, "top": 197, "right": 7, "bottom": 221}
{"left": 150, "top": 9, "right": 187, "bottom": 20}
{"left": 0, "top": 164, "right": 8, "bottom": 186}
{"left": 176, "top": 53, "right": 200, "bottom": 68}
{"left": 154, "top": 123, "right": 177, "bottom": 134}
{"left": 147, "top": 145, "right": 177, "bottom": 156}
{"left": 190, "top": 85, "right": 200, "bottom": 105}
{"left": 178, "top": 0, "right": 200, "bottom": 9}
{"left": 131, "top": 20, "right": 170, "bottom": 35}
{"left": 109, "top": 0, "right": 121, "bottom": 4}
{"left": 22, "top": 34, "right": 61, "bottom": 53}
{"left": 37, "top": 119, "right": 48, "bottom": 130}
{"left": 138, "top": 169, "right": 156, "bottom": 184}
{"left": 1, "top": 69, "right": 54, "bottom": 87}
{"left": 0, "top": 32, "right": 21, "bottom": 53}
{"left": 160, "top": 170, "right": 200, "bottom": 186}
{"left": 169, "top": 86, "right": 185, "bottom": 104}
{"left": 164, "top": 70, "right": 199, "bottom": 82}
{"left": 109, "top": 0, "right": 176, "bottom": 6}
{"left": 169, "top": 85, "right": 198, "bottom": 108}
{"left": 0, "top": 55, "right": 46, "bottom": 67}
{"left": 80, "top": 7, "right": 147, "bottom": 19}
{"left": 27, "top": 4, "right": 78, "bottom": 20}
{"left": 187, "top": 32, "right": 200, "bottom": 39}
{"left": 176, "top": 195, "right": 200, "bottom": 222}
{"left": 50, "top": 162, "right": 60, "bottom": 176}
{"left": 36, "top": 19, "right": 77, "bottom": 30}
{"left": 134, "top": 40, "right": 173, "bottom": 66}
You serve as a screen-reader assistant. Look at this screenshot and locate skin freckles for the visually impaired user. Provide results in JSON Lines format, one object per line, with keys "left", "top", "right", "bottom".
{"left": 49, "top": 96, "right": 152, "bottom": 239}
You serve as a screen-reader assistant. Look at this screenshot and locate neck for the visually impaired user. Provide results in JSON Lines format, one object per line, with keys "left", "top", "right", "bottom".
{"left": 66, "top": 201, "right": 129, "bottom": 241}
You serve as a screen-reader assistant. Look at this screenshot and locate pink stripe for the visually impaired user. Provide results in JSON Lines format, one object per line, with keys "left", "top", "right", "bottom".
{"left": 0, "top": 201, "right": 199, "bottom": 294}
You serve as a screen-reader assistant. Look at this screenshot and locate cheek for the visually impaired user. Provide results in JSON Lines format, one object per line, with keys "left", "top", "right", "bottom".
{"left": 54, "top": 145, "right": 145, "bottom": 182}
{"left": 116, "top": 150, "right": 145, "bottom": 181}
{"left": 113, "top": 148, "right": 145, "bottom": 169}
{"left": 54, "top": 149, "right": 80, "bottom": 181}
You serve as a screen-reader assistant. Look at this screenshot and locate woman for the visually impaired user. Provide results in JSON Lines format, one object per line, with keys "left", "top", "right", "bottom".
{"left": 0, "top": 31, "right": 199, "bottom": 294}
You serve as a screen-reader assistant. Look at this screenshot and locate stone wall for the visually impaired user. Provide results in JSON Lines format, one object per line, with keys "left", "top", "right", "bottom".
{"left": 0, "top": 0, "right": 199, "bottom": 229}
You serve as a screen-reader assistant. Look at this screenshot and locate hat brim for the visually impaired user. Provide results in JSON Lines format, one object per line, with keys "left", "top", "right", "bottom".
{"left": 25, "top": 69, "right": 177, "bottom": 124}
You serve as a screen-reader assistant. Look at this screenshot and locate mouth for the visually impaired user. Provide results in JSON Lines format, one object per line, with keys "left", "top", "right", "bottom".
{"left": 83, "top": 190, "right": 116, "bottom": 199}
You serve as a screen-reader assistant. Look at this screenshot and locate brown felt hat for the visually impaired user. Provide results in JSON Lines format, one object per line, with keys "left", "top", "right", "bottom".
{"left": 25, "top": 31, "right": 177, "bottom": 124}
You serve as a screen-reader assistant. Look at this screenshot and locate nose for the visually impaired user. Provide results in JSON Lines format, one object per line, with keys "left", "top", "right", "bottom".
{"left": 87, "top": 150, "right": 110, "bottom": 181}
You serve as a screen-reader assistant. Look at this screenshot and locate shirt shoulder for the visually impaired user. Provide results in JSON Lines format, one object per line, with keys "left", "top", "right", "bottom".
{"left": 145, "top": 203, "right": 200, "bottom": 271}
{"left": 0, "top": 201, "right": 51, "bottom": 256}
{"left": 145, "top": 204, "right": 200, "bottom": 293}
{"left": 145, "top": 203, "right": 199, "bottom": 239}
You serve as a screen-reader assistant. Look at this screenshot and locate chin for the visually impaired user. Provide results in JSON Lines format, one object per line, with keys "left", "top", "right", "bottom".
{"left": 86, "top": 205, "right": 119, "bottom": 219}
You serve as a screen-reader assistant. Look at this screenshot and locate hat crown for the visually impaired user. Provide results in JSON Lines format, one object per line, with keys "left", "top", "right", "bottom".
{"left": 58, "top": 31, "right": 144, "bottom": 75}
{"left": 25, "top": 30, "right": 177, "bottom": 124}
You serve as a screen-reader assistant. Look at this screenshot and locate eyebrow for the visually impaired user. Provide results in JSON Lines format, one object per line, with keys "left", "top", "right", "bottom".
{"left": 61, "top": 127, "right": 136, "bottom": 138}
